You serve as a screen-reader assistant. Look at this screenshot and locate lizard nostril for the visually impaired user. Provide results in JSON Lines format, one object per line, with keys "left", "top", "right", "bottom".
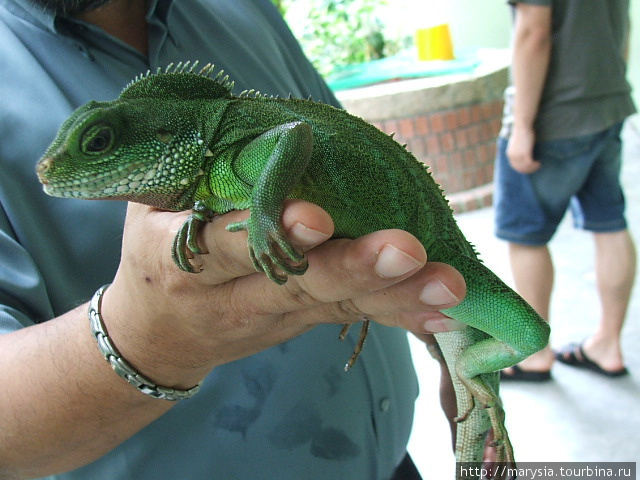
{"left": 36, "top": 157, "right": 52, "bottom": 183}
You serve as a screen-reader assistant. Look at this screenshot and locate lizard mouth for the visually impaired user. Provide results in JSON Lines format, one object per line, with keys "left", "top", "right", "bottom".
{"left": 36, "top": 157, "right": 52, "bottom": 186}
{"left": 37, "top": 159, "right": 151, "bottom": 199}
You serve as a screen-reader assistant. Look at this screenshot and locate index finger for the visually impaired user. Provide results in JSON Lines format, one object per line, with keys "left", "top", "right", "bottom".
{"left": 181, "top": 199, "right": 336, "bottom": 285}
{"left": 233, "top": 228, "right": 429, "bottom": 318}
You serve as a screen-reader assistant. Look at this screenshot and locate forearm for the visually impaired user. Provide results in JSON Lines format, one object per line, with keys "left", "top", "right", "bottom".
{"left": 506, "top": 3, "right": 552, "bottom": 173}
{"left": 0, "top": 304, "right": 174, "bottom": 479}
{"left": 511, "top": 3, "right": 552, "bottom": 130}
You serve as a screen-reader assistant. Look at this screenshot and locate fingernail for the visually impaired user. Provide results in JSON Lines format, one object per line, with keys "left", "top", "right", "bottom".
{"left": 375, "top": 243, "right": 423, "bottom": 278}
{"left": 419, "top": 279, "right": 459, "bottom": 306}
{"left": 424, "top": 316, "right": 467, "bottom": 333}
{"left": 290, "top": 222, "right": 331, "bottom": 246}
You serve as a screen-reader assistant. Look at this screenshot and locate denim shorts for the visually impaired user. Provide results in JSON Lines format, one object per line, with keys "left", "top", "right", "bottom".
{"left": 494, "top": 123, "right": 627, "bottom": 245}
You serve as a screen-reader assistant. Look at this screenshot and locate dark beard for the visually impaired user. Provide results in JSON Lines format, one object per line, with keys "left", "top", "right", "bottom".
{"left": 30, "top": 0, "right": 114, "bottom": 16}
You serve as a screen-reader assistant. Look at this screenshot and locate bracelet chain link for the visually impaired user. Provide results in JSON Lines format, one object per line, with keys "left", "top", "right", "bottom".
{"left": 89, "top": 284, "right": 201, "bottom": 401}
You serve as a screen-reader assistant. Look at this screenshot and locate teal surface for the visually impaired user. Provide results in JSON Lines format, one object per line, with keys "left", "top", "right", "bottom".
{"left": 326, "top": 50, "right": 480, "bottom": 91}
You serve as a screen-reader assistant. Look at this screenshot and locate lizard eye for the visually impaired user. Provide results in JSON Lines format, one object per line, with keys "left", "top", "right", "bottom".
{"left": 81, "top": 125, "right": 114, "bottom": 155}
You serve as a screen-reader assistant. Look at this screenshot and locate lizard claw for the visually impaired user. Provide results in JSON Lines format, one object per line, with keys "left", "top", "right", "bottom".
{"left": 486, "top": 404, "right": 514, "bottom": 465}
{"left": 227, "top": 216, "right": 308, "bottom": 284}
{"left": 453, "top": 390, "right": 475, "bottom": 423}
{"left": 171, "top": 205, "right": 214, "bottom": 273}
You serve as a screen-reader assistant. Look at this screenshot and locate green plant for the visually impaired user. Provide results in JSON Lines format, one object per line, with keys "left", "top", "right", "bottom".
{"left": 271, "top": 0, "right": 288, "bottom": 16}
{"left": 274, "top": 0, "right": 400, "bottom": 76}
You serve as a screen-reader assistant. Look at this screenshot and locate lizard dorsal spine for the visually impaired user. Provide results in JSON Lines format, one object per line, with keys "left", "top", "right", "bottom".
{"left": 120, "top": 61, "right": 234, "bottom": 101}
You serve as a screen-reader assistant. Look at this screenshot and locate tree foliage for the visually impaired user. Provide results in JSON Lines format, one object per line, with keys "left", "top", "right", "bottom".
{"left": 273, "top": 0, "right": 399, "bottom": 76}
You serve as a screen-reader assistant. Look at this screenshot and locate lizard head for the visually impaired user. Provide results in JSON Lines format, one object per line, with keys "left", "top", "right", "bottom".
{"left": 36, "top": 99, "right": 209, "bottom": 210}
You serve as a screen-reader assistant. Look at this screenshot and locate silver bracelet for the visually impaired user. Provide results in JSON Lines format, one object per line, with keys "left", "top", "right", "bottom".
{"left": 89, "top": 284, "right": 201, "bottom": 401}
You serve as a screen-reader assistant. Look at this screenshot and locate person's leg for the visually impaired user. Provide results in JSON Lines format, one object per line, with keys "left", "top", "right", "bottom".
{"left": 555, "top": 124, "right": 634, "bottom": 374}
{"left": 583, "top": 229, "right": 636, "bottom": 371}
{"left": 503, "top": 243, "right": 555, "bottom": 372}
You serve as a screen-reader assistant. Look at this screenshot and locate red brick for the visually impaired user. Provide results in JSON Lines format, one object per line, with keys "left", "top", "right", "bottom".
{"left": 415, "top": 115, "right": 430, "bottom": 135}
{"left": 480, "top": 102, "right": 493, "bottom": 120}
{"left": 470, "top": 105, "right": 482, "bottom": 123}
{"left": 435, "top": 154, "right": 450, "bottom": 175}
{"left": 480, "top": 143, "right": 497, "bottom": 163}
{"left": 473, "top": 166, "right": 486, "bottom": 185}
{"left": 430, "top": 112, "right": 446, "bottom": 132}
{"left": 450, "top": 152, "right": 463, "bottom": 172}
{"left": 425, "top": 135, "right": 441, "bottom": 155}
{"left": 491, "top": 100, "right": 504, "bottom": 117}
{"left": 458, "top": 106, "right": 472, "bottom": 127}
{"left": 454, "top": 129, "right": 468, "bottom": 148}
{"left": 474, "top": 144, "right": 487, "bottom": 163}
{"left": 399, "top": 118, "right": 415, "bottom": 138}
{"left": 467, "top": 125, "right": 480, "bottom": 145}
{"left": 462, "top": 172, "right": 474, "bottom": 190}
{"left": 447, "top": 173, "right": 462, "bottom": 193}
{"left": 445, "top": 111, "right": 459, "bottom": 130}
{"left": 440, "top": 132, "right": 455, "bottom": 152}
{"left": 464, "top": 149, "right": 477, "bottom": 168}
{"left": 480, "top": 122, "right": 496, "bottom": 142}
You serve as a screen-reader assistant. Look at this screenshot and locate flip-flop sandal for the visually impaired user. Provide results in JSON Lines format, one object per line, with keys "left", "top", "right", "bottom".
{"left": 554, "top": 342, "right": 628, "bottom": 377}
{"left": 500, "top": 364, "right": 551, "bottom": 382}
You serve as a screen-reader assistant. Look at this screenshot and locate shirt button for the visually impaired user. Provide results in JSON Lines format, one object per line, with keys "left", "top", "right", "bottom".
{"left": 379, "top": 397, "right": 391, "bottom": 412}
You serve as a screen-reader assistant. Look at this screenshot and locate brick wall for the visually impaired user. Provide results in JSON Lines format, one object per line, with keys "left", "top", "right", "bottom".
{"left": 336, "top": 59, "right": 509, "bottom": 213}
{"left": 369, "top": 99, "right": 503, "bottom": 213}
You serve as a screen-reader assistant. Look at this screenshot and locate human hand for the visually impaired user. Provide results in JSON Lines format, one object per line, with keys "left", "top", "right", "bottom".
{"left": 506, "top": 125, "right": 541, "bottom": 174}
{"left": 102, "top": 200, "right": 466, "bottom": 389}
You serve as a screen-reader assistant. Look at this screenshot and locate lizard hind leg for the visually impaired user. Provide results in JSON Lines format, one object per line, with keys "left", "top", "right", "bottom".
{"left": 453, "top": 345, "right": 518, "bottom": 464}
{"left": 452, "top": 372, "right": 515, "bottom": 466}
{"left": 486, "top": 400, "right": 515, "bottom": 464}
{"left": 340, "top": 317, "right": 371, "bottom": 371}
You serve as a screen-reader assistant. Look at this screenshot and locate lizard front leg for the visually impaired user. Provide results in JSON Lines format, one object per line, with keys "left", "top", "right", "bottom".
{"left": 172, "top": 201, "right": 215, "bottom": 273}
{"left": 227, "top": 122, "right": 314, "bottom": 284}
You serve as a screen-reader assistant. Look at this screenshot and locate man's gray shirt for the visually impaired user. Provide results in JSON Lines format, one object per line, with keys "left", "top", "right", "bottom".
{"left": 0, "top": 1, "right": 418, "bottom": 478}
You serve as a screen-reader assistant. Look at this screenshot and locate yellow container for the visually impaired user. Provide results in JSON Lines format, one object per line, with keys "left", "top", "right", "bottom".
{"left": 416, "top": 24, "right": 454, "bottom": 61}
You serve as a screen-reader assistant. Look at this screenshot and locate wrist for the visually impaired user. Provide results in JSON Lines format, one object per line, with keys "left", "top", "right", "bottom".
{"left": 100, "top": 278, "right": 213, "bottom": 391}
{"left": 90, "top": 285, "right": 202, "bottom": 400}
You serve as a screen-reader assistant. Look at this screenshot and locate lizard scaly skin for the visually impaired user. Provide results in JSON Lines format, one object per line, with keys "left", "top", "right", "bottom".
{"left": 37, "top": 62, "right": 549, "bottom": 479}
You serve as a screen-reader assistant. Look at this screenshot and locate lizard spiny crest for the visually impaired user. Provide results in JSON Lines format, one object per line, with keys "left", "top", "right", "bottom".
{"left": 120, "top": 61, "right": 235, "bottom": 102}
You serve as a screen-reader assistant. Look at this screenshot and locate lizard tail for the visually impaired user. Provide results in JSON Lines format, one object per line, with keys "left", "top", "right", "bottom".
{"left": 432, "top": 241, "right": 549, "bottom": 471}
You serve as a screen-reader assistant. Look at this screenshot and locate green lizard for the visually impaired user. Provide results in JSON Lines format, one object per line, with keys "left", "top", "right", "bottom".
{"left": 37, "top": 62, "right": 549, "bottom": 478}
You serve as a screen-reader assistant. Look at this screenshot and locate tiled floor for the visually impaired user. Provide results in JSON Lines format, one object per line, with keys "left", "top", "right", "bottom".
{"left": 407, "top": 116, "right": 640, "bottom": 477}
